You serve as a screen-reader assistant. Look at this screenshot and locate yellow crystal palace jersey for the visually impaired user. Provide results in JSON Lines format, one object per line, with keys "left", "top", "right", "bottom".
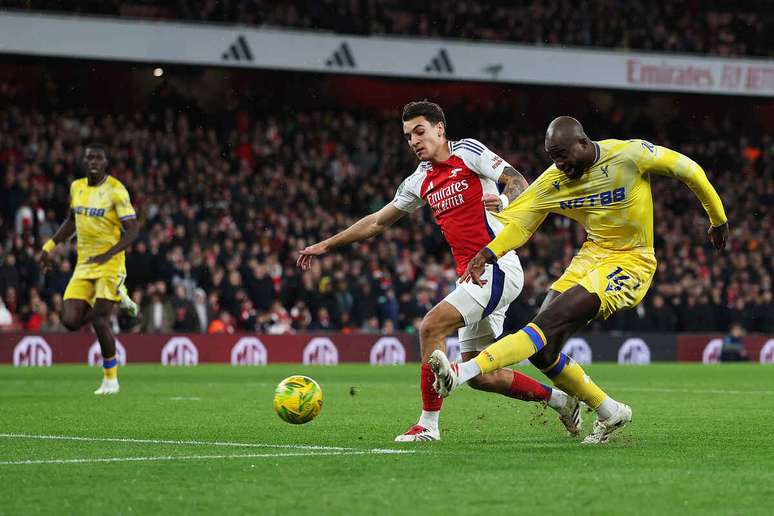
{"left": 69, "top": 175, "right": 136, "bottom": 278}
{"left": 488, "top": 139, "right": 727, "bottom": 256}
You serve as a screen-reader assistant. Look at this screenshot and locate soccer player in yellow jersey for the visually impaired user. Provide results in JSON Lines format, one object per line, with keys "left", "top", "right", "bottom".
{"left": 37, "top": 144, "right": 139, "bottom": 395}
{"left": 429, "top": 116, "right": 729, "bottom": 444}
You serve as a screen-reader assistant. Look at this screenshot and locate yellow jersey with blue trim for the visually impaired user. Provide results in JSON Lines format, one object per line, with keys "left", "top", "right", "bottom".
{"left": 69, "top": 175, "right": 136, "bottom": 279}
{"left": 488, "top": 139, "right": 727, "bottom": 257}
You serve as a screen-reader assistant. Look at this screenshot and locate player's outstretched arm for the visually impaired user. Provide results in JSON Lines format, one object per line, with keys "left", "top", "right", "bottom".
{"left": 297, "top": 203, "right": 407, "bottom": 270}
{"left": 85, "top": 218, "right": 140, "bottom": 265}
{"left": 36, "top": 209, "right": 76, "bottom": 272}
{"left": 483, "top": 166, "right": 530, "bottom": 213}
{"left": 464, "top": 173, "right": 549, "bottom": 286}
{"left": 644, "top": 144, "right": 729, "bottom": 250}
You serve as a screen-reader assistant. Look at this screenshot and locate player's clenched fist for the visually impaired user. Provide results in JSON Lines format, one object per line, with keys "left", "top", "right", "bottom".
{"left": 36, "top": 250, "right": 53, "bottom": 273}
{"left": 459, "top": 249, "right": 491, "bottom": 286}
{"left": 482, "top": 193, "right": 505, "bottom": 213}
{"left": 708, "top": 222, "right": 729, "bottom": 250}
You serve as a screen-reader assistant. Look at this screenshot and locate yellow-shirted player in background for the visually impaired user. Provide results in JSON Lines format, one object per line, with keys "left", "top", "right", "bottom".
{"left": 37, "top": 144, "right": 139, "bottom": 395}
{"left": 430, "top": 116, "right": 728, "bottom": 444}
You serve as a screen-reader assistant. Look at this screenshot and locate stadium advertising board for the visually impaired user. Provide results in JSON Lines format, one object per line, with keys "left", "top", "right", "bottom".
{"left": 5, "top": 332, "right": 771, "bottom": 365}
{"left": 677, "top": 335, "right": 774, "bottom": 363}
{"left": 0, "top": 12, "right": 772, "bottom": 97}
{"left": 0, "top": 333, "right": 420, "bottom": 365}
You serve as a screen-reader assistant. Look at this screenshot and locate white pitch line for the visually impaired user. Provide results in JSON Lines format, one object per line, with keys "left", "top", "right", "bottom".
{"left": 0, "top": 433, "right": 414, "bottom": 455}
{"left": 0, "top": 449, "right": 410, "bottom": 466}
{"left": 610, "top": 386, "right": 774, "bottom": 396}
{"left": 0, "top": 433, "right": 352, "bottom": 451}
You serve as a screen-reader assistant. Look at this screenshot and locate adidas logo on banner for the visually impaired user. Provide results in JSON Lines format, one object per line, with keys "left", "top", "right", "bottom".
{"left": 222, "top": 35, "right": 253, "bottom": 62}
{"left": 325, "top": 43, "right": 356, "bottom": 68}
{"left": 425, "top": 49, "right": 454, "bottom": 74}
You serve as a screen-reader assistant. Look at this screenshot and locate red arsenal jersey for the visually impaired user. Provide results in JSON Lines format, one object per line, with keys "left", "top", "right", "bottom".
{"left": 393, "top": 139, "right": 513, "bottom": 275}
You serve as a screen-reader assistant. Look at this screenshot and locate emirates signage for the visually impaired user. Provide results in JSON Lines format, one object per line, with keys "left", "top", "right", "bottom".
{"left": 0, "top": 12, "right": 771, "bottom": 97}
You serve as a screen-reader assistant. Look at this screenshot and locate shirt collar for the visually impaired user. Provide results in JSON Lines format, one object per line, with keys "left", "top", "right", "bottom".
{"left": 88, "top": 174, "right": 110, "bottom": 187}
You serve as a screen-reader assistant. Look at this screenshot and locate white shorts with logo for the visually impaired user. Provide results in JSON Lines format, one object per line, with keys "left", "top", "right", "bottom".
{"left": 444, "top": 251, "right": 524, "bottom": 354}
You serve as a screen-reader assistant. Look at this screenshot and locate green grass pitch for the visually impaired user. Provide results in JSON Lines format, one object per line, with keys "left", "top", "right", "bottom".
{"left": 1, "top": 363, "right": 773, "bottom": 515}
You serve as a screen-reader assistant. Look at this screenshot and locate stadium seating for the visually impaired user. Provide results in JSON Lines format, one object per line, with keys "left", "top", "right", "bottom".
{"left": 3, "top": 0, "right": 771, "bottom": 57}
{"left": 0, "top": 75, "right": 772, "bottom": 335}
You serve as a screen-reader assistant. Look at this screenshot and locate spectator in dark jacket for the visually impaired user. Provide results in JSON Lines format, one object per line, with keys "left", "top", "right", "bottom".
{"left": 171, "top": 283, "right": 198, "bottom": 332}
{"left": 645, "top": 295, "right": 678, "bottom": 332}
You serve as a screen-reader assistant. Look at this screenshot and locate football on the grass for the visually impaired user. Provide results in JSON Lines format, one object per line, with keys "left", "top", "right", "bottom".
{"left": 273, "top": 375, "right": 324, "bottom": 424}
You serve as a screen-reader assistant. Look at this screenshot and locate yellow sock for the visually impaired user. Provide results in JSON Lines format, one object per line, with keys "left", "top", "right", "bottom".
{"left": 473, "top": 323, "right": 546, "bottom": 374}
{"left": 542, "top": 354, "right": 607, "bottom": 409}
{"left": 103, "top": 356, "right": 118, "bottom": 380}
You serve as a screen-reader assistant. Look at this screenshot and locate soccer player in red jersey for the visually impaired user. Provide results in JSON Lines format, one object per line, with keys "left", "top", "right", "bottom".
{"left": 298, "top": 101, "right": 580, "bottom": 441}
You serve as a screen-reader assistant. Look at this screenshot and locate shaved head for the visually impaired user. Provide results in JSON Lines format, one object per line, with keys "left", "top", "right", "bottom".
{"left": 544, "top": 116, "right": 596, "bottom": 180}
{"left": 546, "top": 116, "right": 587, "bottom": 148}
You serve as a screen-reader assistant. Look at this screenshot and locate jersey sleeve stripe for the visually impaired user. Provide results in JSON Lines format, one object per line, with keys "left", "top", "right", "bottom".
{"left": 458, "top": 139, "right": 485, "bottom": 152}
{"left": 452, "top": 140, "right": 485, "bottom": 153}
{"left": 119, "top": 214, "right": 137, "bottom": 220}
{"left": 453, "top": 142, "right": 484, "bottom": 156}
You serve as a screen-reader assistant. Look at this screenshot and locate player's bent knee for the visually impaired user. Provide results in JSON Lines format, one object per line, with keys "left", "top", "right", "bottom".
{"left": 419, "top": 315, "right": 446, "bottom": 344}
{"left": 91, "top": 315, "right": 112, "bottom": 329}
{"left": 532, "top": 312, "right": 560, "bottom": 339}
{"left": 420, "top": 302, "right": 463, "bottom": 342}
{"left": 529, "top": 346, "right": 559, "bottom": 370}
{"left": 61, "top": 316, "right": 82, "bottom": 331}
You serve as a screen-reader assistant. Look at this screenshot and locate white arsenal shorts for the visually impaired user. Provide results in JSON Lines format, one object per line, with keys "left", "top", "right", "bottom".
{"left": 444, "top": 251, "right": 524, "bottom": 354}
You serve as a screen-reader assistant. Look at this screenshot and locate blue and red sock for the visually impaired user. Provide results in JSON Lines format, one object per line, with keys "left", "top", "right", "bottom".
{"left": 506, "top": 370, "right": 552, "bottom": 402}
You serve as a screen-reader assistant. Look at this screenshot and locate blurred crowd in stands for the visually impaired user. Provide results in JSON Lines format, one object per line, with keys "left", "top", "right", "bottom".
{"left": 3, "top": 0, "right": 771, "bottom": 58}
{"left": 0, "top": 75, "right": 772, "bottom": 335}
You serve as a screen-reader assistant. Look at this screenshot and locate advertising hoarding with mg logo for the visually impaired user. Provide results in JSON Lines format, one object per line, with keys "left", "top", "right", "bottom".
{"left": 13, "top": 336, "right": 52, "bottom": 367}
{"left": 2, "top": 333, "right": 772, "bottom": 364}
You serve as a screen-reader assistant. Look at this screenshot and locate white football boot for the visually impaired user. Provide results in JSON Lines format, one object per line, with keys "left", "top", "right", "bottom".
{"left": 582, "top": 402, "right": 632, "bottom": 444}
{"left": 94, "top": 378, "right": 120, "bottom": 395}
{"left": 394, "top": 424, "right": 440, "bottom": 442}
{"left": 428, "top": 350, "right": 460, "bottom": 398}
{"left": 554, "top": 395, "right": 583, "bottom": 436}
